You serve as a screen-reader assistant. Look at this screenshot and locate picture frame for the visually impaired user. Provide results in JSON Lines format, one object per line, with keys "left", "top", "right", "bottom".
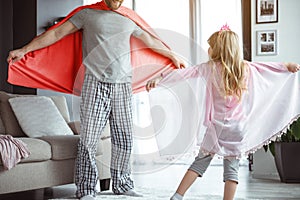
{"left": 256, "top": 0, "right": 278, "bottom": 24}
{"left": 256, "top": 30, "right": 278, "bottom": 56}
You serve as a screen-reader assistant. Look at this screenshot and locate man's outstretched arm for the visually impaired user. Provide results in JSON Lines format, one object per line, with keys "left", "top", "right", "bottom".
{"left": 7, "top": 21, "right": 78, "bottom": 63}
{"left": 135, "top": 31, "right": 186, "bottom": 69}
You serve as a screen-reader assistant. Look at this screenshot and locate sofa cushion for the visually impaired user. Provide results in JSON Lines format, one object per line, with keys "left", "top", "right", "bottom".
{"left": 0, "top": 91, "right": 71, "bottom": 137}
{"left": 68, "top": 121, "right": 80, "bottom": 135}
{"left": 8, "top": 96, "right": 73, "bottom": 138}
{"left": 0, "top": 116, "right": 5, "bottom": 134}
{"left": 0, "top": 91, "right": 26, "bottom": 137}
{"left": 40, "top": 135, "right": 102, "bottom": 160}
{"left": 49, "top": 96, "right": 71, "bottom": 123}
{"left": 20, "top": 138, "right": 52, "bottom": 163}
{"left": 0, "top": 137, "right": 52, "bottom": 166}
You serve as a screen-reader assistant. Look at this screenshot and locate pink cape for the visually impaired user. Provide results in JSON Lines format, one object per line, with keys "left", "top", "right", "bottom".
{"left": 149, "top": 61, "right": 300, "bottom": 158}
{"left": 7, "top": 1, "right": 176, "bottom": 96}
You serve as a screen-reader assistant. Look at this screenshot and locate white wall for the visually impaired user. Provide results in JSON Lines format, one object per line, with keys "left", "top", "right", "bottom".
{"left": 251, "top": 0, "right": 300, "bottom": 62}
{"left": 37, "top": 0, "right": 83, "bottom": 34}
{"left": 251, "top": 0, "right": 300, "bottom": 179}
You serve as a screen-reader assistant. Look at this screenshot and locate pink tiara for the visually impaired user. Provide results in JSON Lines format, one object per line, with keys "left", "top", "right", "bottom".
{"left": 219, "top": 24, "right": 231, "bottom": 34}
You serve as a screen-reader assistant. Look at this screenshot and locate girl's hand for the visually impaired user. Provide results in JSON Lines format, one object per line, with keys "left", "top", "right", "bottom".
{"left": 146, "top": 76, "right": 163, "bottom": 92}
{"left": 285, "top": 62, "right": 300, "bottom": 73}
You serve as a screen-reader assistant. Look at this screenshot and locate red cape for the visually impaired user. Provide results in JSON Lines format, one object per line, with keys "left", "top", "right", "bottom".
{"left": 7, "top": 1, "right": 176, "bottom": 95}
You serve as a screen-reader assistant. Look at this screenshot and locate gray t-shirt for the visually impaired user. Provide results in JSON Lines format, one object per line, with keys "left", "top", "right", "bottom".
{"left": 69, "top": 8, "right": 143, "bottom": 83}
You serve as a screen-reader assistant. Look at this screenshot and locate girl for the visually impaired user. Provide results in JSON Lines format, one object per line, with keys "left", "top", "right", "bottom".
{"left": 146, "top": 27, "right": 300, "bottom": 200}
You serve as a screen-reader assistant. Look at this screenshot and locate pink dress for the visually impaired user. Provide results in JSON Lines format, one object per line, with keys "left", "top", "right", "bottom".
{"left": 149, "top": 61, "right": 300, "bottom": 158}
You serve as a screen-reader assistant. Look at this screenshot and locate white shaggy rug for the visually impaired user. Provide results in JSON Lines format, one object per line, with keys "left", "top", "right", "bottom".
{"left": 49, "top": 187, "right": 247, "bottom": 200}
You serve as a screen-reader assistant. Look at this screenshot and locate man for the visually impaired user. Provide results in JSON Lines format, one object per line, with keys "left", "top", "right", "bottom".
{"left": 7, "top": 0, "right": 185, "bottom": 199}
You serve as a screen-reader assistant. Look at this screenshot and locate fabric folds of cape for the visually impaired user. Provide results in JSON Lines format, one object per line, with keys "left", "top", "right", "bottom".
{"left": 149, "top": 61, "right": 300, "bottom": 158}
{"left": 7, "top": 1, "right": 176, "bottom": 95}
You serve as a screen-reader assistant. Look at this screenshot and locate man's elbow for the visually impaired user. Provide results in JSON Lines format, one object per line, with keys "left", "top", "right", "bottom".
{"left": 53, "top": 21, "right": 77, "bottom": 40}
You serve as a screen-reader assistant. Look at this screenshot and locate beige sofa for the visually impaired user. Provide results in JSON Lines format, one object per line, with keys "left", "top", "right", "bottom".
{"left": 0, "top": 91, "right": 111, "bottom": 194}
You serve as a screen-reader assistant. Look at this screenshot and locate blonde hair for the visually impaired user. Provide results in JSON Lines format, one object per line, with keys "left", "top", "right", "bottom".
{"left": 207, "top": 30, "right": 247, "bottom": 100}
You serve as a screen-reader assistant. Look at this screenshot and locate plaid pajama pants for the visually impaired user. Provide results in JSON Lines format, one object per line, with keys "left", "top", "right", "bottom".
{"left": 75, "top": 74, "right": 134, "bottom": 198}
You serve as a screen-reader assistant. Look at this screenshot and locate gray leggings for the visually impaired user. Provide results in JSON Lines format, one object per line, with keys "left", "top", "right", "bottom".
{"left": 189, "top": 151, "right": 240, "bottom": 183}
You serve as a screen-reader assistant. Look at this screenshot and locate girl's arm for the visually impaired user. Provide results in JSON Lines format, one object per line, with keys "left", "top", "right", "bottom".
{"left": 247, "top": 61, "right": 300, "bottom": 73}
{"left": 146, "top": 64, "right": 203, "bottom": 92}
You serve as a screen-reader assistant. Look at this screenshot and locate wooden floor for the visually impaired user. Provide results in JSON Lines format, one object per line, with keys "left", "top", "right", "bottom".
{"left": 1, "top": 163, "right": 300, "bottom": 200}
{"left": 132, "top": 163, "right": 300, "bottom": 200}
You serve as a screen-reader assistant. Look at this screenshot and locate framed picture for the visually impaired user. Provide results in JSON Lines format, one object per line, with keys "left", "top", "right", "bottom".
{"left": 256, "top": 0, "right": 278, "bottom": 24}
{"left": 256, "top": 30, "right": 278, "bottom": 56}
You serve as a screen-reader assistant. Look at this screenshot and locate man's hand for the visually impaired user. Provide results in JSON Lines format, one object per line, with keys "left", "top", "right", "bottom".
{"left": 285, "top": 62, "right": 300, "bottom": 73}
{"left": 170, "top": 54, "right": 186, "bottom": 69}
{"left": 7, "top": 48, "right": 27, "bottom": 64}
{"left": 146, "top": 76, "right": 163, "bottom": 92}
